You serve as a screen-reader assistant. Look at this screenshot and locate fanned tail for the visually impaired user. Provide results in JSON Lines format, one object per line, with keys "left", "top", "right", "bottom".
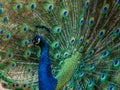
{"left": 0, "top": 0, "right": 120, "bottom": 90}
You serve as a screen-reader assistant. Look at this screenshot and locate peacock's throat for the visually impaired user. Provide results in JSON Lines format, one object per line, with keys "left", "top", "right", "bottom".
{"left": 38, "top": 41, "right": 57, "bottom": 90}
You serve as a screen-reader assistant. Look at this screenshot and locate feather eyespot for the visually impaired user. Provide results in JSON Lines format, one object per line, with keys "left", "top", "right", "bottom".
{"left": 0, "top": 8, "right": 3, "bottom": 14}
{"left": 48, "top": 4, "right": 53, "bottom": 11}
{"left": 17, "top": 3, "right": 22, "bottom": 9}
{"left": 30, "top": 3, "right": 36, "bottom": 9}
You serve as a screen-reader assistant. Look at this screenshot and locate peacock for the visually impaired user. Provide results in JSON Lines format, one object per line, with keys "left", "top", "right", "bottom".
{"left": 0, "top": 0, "right": 120, "bottom": 90}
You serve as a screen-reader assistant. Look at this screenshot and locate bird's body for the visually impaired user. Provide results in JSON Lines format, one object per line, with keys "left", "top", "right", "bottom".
{"left": 0, "top": 0, "right": 120, "bottom": 90}
{"left": 37, "top": 35, "right": 57, "bottom": 90}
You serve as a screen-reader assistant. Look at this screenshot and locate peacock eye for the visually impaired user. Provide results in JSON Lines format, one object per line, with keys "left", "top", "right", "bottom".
{"left": 33, "top": 38, "right": 41, "bottom": 45}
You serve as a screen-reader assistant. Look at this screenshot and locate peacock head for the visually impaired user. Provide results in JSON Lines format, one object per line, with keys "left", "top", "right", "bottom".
{"left": 28, "top": 34, "right": 46, "bottom": 47}
{"left": 28, "top": 25, "right": 50, "bottom": 47}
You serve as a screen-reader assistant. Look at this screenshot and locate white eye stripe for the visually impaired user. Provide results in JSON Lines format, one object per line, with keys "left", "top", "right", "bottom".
{"left": 35, "top": 38, "right": 41, "bottom": 44}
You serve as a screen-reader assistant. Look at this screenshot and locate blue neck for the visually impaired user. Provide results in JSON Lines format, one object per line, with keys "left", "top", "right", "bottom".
{"left": 38, "top": 39, "right": 57, "bottom": 90}
{"left": 40, "top": 43, "right": 50, "bottom": 64}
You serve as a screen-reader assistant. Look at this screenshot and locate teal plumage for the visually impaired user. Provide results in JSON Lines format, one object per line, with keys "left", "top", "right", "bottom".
{"left": 0, "top": 0, "right": 120, "bottom": 90}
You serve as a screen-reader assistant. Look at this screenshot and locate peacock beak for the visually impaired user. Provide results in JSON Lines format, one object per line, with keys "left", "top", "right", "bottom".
{"left": 28, "top": 42, "right": 34, "bottom": 47}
